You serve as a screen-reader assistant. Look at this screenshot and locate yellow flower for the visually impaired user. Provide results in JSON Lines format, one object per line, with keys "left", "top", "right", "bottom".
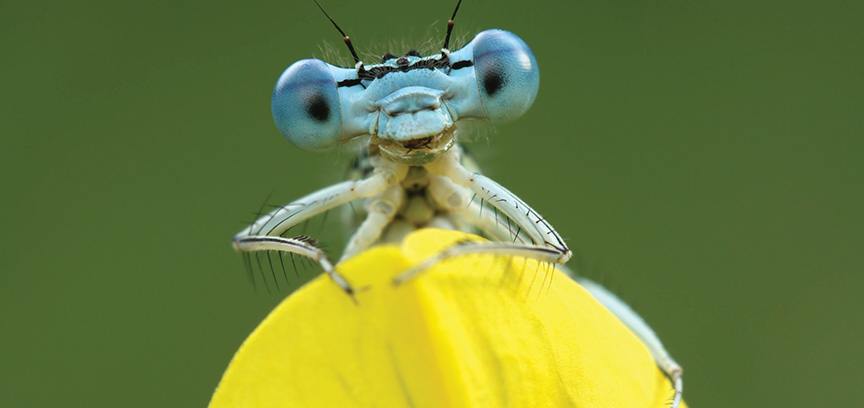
{"left": 210, "top": 229, "right": 685, "bottom": 407}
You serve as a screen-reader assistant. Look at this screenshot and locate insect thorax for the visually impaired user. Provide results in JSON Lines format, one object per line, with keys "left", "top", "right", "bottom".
{"left": 344, "top": 143, "right": 480, "bottom": 243}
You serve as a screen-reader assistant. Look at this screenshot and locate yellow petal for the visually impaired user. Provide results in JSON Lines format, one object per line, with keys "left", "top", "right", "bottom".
{"left": 210, "top": 229, "right": 685, "bottom": 407}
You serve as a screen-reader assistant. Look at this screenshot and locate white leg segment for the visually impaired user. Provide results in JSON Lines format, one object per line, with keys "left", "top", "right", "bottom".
{"left": 408, "top": 151, "right": 571, "bottom": 284}
{"left": 426, "top": 148, "right": 570, "bottom": 259}
{"left": 233, "top": 236, "right": 349, "bottom": 293}
{"left": 423, "top": 151, "right": 682, "bottom": 405}
{"left": 233, "top": 160, "right": 408, "bottom": 295}
{"left": 428, "top": 174, "right": 533, "bottom": 245}
{"left": 393, "top": 242, "right": 564, "bottom": 285}
{"left": 340, "top": 185, "right": 405, "bottom": 261}
{"left": 237, "top": 161, "right": 408, "bottom": 238}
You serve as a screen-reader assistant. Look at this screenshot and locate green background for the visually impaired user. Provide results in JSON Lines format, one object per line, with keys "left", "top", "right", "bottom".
{"left": 2, "top": 0, "right": 861, "bottom": 406}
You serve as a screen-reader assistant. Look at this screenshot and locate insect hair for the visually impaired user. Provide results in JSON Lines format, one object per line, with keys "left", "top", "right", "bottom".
{"left": 315, "top": 28, "right": 472, "bottom": 68}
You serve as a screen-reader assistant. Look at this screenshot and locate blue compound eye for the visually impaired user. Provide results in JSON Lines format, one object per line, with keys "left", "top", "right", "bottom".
{"left": 471, "top": 30, "right": 539, "bottom": 122}
{"left": 271, "top": 59, "right": 342, "bottom": 151}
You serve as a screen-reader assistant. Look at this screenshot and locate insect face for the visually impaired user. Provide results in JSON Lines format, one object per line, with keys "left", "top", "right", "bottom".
{"left": 271, "top": 30, "right": 539, "bottom": 164}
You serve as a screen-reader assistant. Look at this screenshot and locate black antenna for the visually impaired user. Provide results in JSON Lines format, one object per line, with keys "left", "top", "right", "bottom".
{"left": 313, "top": 0, "right": 361, "bottom": 65}
{"left": 442, "top": 0, "right": 464, "bottom": 50}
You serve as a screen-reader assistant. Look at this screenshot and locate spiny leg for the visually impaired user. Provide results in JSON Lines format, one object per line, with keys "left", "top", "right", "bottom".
{"left": 392, "top": 241, "right": 683, "bottom": 407}
{"left": 237, "top": 160, "right": 407, "bottom": 238}
{"left": 422, "top": 150, "right": 686, "bottom": 401}
{"left": 426, "top": 148, "right": 571, "bottom": 260}
{"left": 233, "top": 235, "right": 352, "bottom": 295}
{"left": 238, "top": 204, "right": 351, "bottom": 294}
{"left": 428, "top": 175, "right": 534, "bottom": 245}
{"left": 459, "top": 200, "right": 535, "bottom": 245}
{"left": 234, "top": 161, "right": 408, "bottom": 296}
{"left": 392, "top": 242, "right": 568, "bottom": 285}
{"left": 410, "top": 158, "right": 571, "bottom": 286}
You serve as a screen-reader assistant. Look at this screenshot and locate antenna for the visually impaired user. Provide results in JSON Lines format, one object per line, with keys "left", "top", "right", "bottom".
{"left": 442, "top": 0, "right": 464, "bottom": 51}
{"left": 313, "top": 0, "right": 362, "bottom": 65}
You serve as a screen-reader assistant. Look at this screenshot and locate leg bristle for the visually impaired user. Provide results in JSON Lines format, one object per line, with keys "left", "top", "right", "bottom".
{"left": 266, "top": 251, "right": 280, "bottom": 290}
{"left": 278, "top": 252, "right": 289, "bottom": 283}
{"left": 241, "top": 252, "right": 256, "bottom": 291}
{"left": 254, "top": 252, "right": 271, "bottom": 294}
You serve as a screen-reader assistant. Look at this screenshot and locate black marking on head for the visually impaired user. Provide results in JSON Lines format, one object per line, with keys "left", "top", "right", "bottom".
{"left": 483, "top": 71, "right": 504, "bottom": 96}
{"left": 406, "top": 49, "right": 420, "bottom": 57}
{"left": 451, "top": 60, "right": 473, "bottom": 70}
{"left": 306, "top": 94, "right": 330, "bottom": 121}
{"left": 337, "top": 78, "right": 362, "bottom": 87}
{"left": 334, "top": 56, "right": 474, "bottom": 88}
{"left": 358, "top": 55, "right": 450, "bottom": 80}
{"left": 381, "top": 52, "right": 396, "bottom": 62}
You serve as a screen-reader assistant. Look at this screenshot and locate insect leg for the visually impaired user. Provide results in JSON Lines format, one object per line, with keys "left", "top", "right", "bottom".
{"left": 428, "top": 151, "right": 681, "bottom": 404}
{"left": 234, "top": 162, "right": 408, "bottom": 295}
{"left": 392, "top": 241, "right": 563, "bottom": 284}
{"left": 428, "top": 175, "right": 532, "bottom": 244}
{"left": 233, "top": 236, "right": 349, "bottom": 294}
{"left": 575, "top": 277, "right": 683, "bottom": 407}
{"left": 391, "top": 241, "right": 683, "bottom": 406}
{"left": 340, "top": 185, "right": 405, "bottom": 261}
{"left": 427, "top": 149, "right": 571, "bottom": 261}
{"left": 237, "top": 161, "right": 407, "bottom": 238}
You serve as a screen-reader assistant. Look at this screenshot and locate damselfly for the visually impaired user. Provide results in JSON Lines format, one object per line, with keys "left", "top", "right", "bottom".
{"left": 232, "top": 1, "right": 683, "bottom": 405}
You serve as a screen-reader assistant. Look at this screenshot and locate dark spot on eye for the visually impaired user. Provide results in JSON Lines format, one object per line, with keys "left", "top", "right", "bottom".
{"left": 381, "top": 52, "right": 396, "bottom": 63}
{"left": 306, "top": 94, "right": 329, "bottom": 122}
{"left": 483, "top": 71, "right": 504, "bottom": 96}
{"left": 406, "top": 49, "right": 420, "bottom": 57}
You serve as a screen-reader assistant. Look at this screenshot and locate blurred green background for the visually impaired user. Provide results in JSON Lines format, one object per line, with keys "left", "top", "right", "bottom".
{"left": 1, "top": 0, "right": 861, "bottom": 406}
